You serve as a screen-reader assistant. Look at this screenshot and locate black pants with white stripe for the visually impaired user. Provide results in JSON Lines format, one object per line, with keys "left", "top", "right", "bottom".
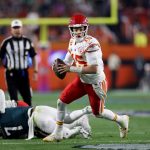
{"left": 6, "top": 69, "right": 32, "bottom": 106}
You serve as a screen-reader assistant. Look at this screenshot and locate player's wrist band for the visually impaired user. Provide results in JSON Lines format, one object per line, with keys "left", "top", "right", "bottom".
{"left": 69, "top": 66, "right": 83, "bottom": 73}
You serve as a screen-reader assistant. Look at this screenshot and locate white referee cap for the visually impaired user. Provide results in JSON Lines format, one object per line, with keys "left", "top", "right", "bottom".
{"left": 11, "top": 19, "right": 23, "bottom": 28}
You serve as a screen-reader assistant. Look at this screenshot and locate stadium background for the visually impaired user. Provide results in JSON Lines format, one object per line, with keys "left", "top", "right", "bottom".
{"left": 0, "top": 0, "right": 150, "bottom": 149}
{"left": 0, "top": 0, "right": 150, "bottom": 91}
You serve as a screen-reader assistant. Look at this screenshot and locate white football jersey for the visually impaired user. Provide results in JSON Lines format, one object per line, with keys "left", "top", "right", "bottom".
{"left": 64, "top": 35, "right": 105, "bottom": 84}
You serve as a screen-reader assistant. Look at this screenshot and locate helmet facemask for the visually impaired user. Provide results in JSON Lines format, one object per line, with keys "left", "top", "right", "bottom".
{"left": 69, "top": 25, "right": 88, "bottom": 42}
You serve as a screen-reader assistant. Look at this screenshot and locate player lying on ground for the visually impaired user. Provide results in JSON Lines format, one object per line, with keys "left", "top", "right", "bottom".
{"left": 0, "top": 89, "right": 91, "bottom": 139}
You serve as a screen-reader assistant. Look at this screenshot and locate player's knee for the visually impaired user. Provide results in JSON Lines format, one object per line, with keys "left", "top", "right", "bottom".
{"left": 57, "top": 99, "right": 66, "bottom": 106}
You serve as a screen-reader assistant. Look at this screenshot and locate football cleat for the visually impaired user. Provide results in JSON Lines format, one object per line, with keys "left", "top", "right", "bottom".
{"left": 83, "top": 106, "right": 92, "bottom": 114}
{"left": 80, "top": 127, "right": 91, "bottom": 139}
{"left": 118, "top": 115, "right": 129, "bottom": 138}
{"left": 79, "top": 115, "right": 91, "bottom": 135}
{"left": 43, "top": 127, "right": 63, "bottom": 142}
{"left": 43, "top": 132, "right": 63, "bottom": 142}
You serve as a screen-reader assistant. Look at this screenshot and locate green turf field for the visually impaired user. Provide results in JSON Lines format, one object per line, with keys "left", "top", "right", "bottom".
{"left": 0, "top": 90, "right": 150, "bottom": 150}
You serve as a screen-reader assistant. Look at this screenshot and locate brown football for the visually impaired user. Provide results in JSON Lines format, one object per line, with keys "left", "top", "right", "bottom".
{"left": 53, "top": 58, "right": 67, "bottom": 79}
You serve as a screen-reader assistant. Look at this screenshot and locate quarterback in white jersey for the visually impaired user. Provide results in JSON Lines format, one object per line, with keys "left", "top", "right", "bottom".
{"left": 43, "top": 14, "right": 129, "bottom": 142}
{"left": 65, "top": 35, "right": 105, "bottom": 84}
{"left": 0, "top": 89, "right": 91, "bottom": 139}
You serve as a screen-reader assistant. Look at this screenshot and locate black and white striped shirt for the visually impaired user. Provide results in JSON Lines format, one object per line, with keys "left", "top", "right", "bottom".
{"left": 0, "top": 36, "right": 36, "bottom": 70}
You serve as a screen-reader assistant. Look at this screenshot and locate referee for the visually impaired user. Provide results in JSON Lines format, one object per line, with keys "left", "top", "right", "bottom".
{"left": 0, "top": 19, "right": 38, "bottom": 106}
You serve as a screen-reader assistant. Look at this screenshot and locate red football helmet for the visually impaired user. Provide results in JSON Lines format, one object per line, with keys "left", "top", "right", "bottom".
{"left": 68, "top": 13, "right": 89, "bottom": 41}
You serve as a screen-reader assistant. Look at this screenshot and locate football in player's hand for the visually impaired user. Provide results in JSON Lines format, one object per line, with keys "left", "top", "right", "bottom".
{"left": 52, "top": 58, "right": 67, "bottom": 79}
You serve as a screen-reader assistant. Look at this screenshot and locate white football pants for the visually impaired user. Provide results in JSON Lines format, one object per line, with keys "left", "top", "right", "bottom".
{"left": 33, "top": 106, "right": 81, "bottom": 138}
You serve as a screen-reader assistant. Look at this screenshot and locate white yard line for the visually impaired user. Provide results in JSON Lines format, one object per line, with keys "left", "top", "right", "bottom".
{"left": 75, "top": 143, "right": 150, "bottom": 150}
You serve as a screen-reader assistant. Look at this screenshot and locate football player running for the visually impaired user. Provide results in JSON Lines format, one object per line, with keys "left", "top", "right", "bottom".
{"left": 0, "top": 89, "right": 91, "bottom": 139}
{"left": 43, "top": 13, "right": 129, "bottom": 142}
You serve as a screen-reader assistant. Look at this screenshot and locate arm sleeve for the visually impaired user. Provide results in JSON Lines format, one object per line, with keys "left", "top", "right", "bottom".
{"left": 63, "top": 52, "right": 74, "bottom": 65}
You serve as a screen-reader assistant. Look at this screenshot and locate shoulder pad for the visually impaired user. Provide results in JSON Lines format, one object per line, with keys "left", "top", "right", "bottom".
{"left": 84, "top": 36, "right": 101, "bottom": 53}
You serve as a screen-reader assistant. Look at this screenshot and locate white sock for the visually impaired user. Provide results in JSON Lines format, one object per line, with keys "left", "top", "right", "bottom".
{"left": 64, "top": 109, "right": 87, "bottom": 124}
{"left": 54, "top": 124, "right": 63, "bottom": 132}
{"left": 53, "top": 123, "right": 63, "bottom": 139}
{"left": 56, "top": 99, "right": 66, "bottom": 121}
{"left": 55, "top": 99, "right": 66, "bottom": 133}
{"left": 64, "top": 106, "right": 91, "bottom": 124}
{"left": 101, "top": 109, "right": 122, "bottom": 123}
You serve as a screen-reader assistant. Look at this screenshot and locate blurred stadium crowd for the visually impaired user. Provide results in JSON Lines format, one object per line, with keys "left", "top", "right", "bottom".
{"left": 0, "top": 0, "right": 150, "bottom": 45}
